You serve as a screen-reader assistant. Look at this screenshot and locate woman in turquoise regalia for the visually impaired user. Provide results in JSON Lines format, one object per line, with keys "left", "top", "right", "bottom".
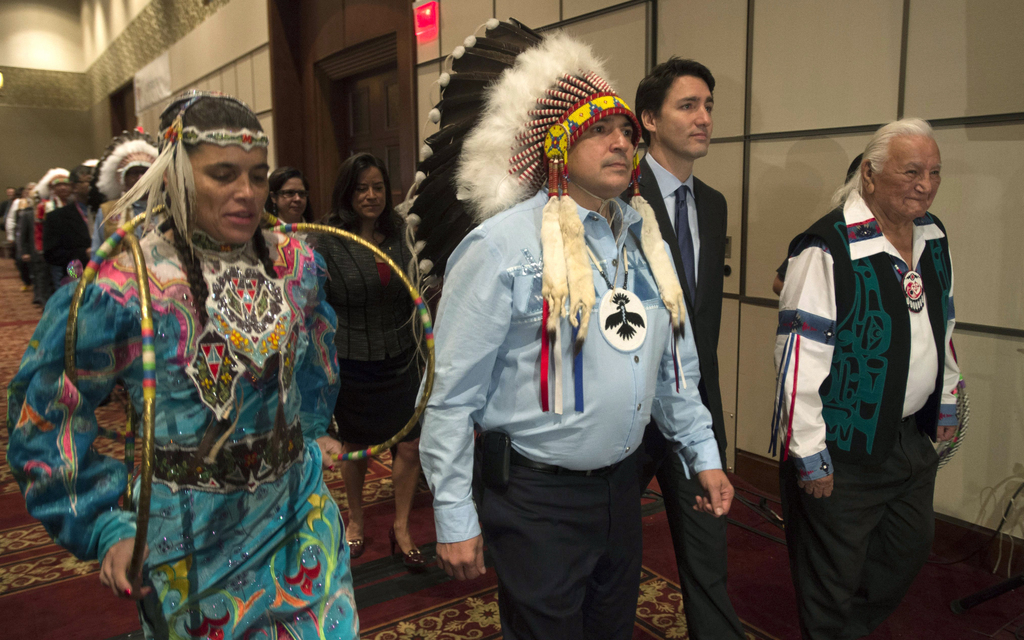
{"left": 6, "top": 92, "right": 359, "bottom": 639}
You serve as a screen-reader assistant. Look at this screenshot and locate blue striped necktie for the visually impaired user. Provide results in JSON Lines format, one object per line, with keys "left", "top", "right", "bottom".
{"left": 674, "top": 184, "right": 696, "bottom": 300}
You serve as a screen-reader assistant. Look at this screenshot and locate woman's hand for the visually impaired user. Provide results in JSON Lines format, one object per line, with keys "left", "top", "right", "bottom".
{"left": 316, "top": 435, "right": 343, "bottom": 470}
{"left": 99, "top": 537, "right": 152, "bottom": 600}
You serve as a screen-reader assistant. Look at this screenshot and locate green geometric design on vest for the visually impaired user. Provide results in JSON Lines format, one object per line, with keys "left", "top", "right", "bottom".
{"left": 930, "top": 238, "right": 952, "bottom": 326}
{"left": 822, "top": 257, "right": 890, "bottom": 454}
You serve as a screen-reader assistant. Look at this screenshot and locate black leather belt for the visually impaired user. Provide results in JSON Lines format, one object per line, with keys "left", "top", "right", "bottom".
{"left": 510, "top": 448, "right": 621, "bottom": 477}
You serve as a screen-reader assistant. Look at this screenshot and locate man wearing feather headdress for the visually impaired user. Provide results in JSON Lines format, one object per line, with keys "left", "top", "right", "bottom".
{"left": 411, "top": 20, "right": 733, "bottom": 639}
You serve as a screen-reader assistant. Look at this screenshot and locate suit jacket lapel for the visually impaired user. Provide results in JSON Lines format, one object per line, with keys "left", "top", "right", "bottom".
{"left": 637, "top": 156, "right": 696, "bottom": 315}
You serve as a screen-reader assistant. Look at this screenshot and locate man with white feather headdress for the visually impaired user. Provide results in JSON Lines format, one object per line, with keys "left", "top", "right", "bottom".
{"left": 410, "top": 20, "right": 733, "bottom": 639}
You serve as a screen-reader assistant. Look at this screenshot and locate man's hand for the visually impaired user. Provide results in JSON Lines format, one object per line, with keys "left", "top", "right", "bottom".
{"left": 436, "top": 535, "right": 486, "bottom": 581}
{"left": 316, "top": 435, "right": 342, "bottom": 470}
{"left": 797, "top": 474, "right": 834, "bottom": 498}
{"left": 100, "top": 537, "right": 152, "bottom": 600}
{"left": 937, "top": 425, "right": 956, "bottom": 442}
{"left": 694, "top": 469, "right": 734, "bottom": 517}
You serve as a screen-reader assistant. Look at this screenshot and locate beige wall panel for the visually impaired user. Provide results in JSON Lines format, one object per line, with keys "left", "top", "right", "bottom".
{"left": 563, "top": 0, "right": 620, "bottom": 20}
{"left": 565, "top": 5, "right": 647, "bottom": 103}
{"left": 745, "top": 133, "right": 871, "bottom": 299}
{"left": 656, "top": 0, "right": 747, "bottom": 138}
{"left": 0, "top": 0, "right": 84, "bottom": 72}
{"left": 0, "top": 105, "right": 96, "bottom": 188}
{"left": 259, "top": 112, "right": 276, "bottom": 172}
{"left": 904, "top": 0, "right": 1024, "bottom": 120}
{"left": 417, "top": 33, "right": 441, "bottom": 65}
{"left": 929, "top": 124, "right": 1024, "bottom": 331}
{"left": 693, "top": 141, "right": 742, "bottom": 295}
{"left": 169, "top": 0, "right": 268, "bottom": 92}
{"left": 718, "top": 298, "right": 740, "bottom": 469}
{"left": 934, "top": 329, "right": 1024, "bottom": 525}
{"left": 81, "top": 0, "right": 151, "bottom": 65}
{"left": 235, "top": 54, "right": 256, "bottom": 109}
{"left": 139, "top": 104, "right": 161, "bottom": 141}
{"left": 208, "top": 71, "right": 224, "bottom": 94}
{"left": 221, "top": 65, "right": 239, "bottom": 102}
{"left": 252, "top": 47, "right": 272, "bottom": 114}
{"left": 750, "top": 0, "right": 902, "bottom": 134}
{"left": 417, "top": 62, "right": 442, "bottom": 146}
{"left": 735, "top": 302, "right": 778, "bottom": 456}
{"left": 440, "top": 0, "right": 494, "bottom": 57}
{"left": 495, "top": 0, "right": 558, "bottom": 28}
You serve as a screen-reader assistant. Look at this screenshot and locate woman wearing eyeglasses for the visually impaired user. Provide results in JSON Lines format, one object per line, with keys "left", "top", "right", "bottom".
{"left": 266, "top": 166, "right": 314, "bottom": 223}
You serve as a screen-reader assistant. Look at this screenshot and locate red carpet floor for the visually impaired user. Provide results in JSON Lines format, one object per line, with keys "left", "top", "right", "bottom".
{"left": 1, "top": 255, "right": 1023, "bottom": 639}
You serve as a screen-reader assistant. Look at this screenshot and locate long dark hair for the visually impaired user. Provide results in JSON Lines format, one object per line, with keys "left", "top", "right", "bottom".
{"left": 326, "top": 153, "right": 402, "bottom": 238}
{"left": 265, "top": 166, "right": 314, "bottom": 222}
{"left": 159, "top": 96, "right": 275, "bottom": 327}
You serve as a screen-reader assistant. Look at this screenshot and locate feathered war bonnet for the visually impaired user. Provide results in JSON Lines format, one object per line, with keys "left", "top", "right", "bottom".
{"left": 407, "top": 19, "right": 686, "bottom": 413}
{"left": 112, "top": 91, "right": 269, "bottom": 244}
{"left": 35, "top": 168, "right": 70, "bottom": 201}
{"left": 95, "top": 129, "right": 159, "bottom": 201}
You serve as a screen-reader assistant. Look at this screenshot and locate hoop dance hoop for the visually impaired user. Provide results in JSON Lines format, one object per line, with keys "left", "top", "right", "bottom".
{"left": 64, "top": 213, "right": 436, "bottom": 582}
{"left": 270, "top": 221, "right": 436, "bottom": 463}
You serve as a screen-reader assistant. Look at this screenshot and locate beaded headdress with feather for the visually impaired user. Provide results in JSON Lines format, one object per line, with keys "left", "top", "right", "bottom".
{"left": 407, "top": 20, "right": 685, "bottom": 348}
{"left": 35, "top": 168, "right": 70, "bottom": 201}
{"left": 112, "top": 91, "right": 269, "bottom": 244}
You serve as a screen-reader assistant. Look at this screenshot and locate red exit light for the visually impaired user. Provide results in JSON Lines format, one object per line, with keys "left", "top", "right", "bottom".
{"left": 414, "top": 1, "right": 439, "bottom": 43}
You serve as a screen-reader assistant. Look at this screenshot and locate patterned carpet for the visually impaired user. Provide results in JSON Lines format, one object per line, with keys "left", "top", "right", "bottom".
{"left": 0, "top": 255, "right": 781, "bottom": 639}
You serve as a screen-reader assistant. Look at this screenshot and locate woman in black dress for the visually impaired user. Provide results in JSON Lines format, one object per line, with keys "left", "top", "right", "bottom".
{"left": 319, "top": 153, "right": 425, "bottom": 569}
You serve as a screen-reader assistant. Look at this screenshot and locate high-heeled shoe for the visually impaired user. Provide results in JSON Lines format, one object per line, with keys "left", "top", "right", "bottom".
{"left": 389, "top": 527, "right": 426, "bottom": 571}
{"left": 346, "top": 538, "right": 364, "bottom": 559}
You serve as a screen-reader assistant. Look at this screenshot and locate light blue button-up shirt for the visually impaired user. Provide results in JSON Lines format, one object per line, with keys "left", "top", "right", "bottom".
{"left": 645, "top": 153, "right": 699, "bottom": 285}
{"left": 419, "top": 190, "right": 721, "bottom": 544}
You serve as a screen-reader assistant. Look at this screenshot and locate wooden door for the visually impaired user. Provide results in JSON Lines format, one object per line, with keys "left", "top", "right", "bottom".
{"left": 331, "top": 65, "right": 403, "bottom": 202}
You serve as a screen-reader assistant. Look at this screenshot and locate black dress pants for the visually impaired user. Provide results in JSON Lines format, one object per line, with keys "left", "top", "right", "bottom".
{"left": 780, "top": 416, "right": 938, "bottom": 640}
{"left": 478, "top": 451, "right": 642, "bottom": 640}
{"left": 640, "top": 424, "right": 745, "bottom": 640}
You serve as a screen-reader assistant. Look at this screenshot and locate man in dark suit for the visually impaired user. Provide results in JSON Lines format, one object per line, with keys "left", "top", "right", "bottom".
{"left": 43, "top": 164, "right": 94, "bottom": 289}
{"left": 630, "top": 59, "right": 743, "bottom": 639}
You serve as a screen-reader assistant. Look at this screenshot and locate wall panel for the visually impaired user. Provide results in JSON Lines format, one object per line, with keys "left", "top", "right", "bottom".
{"left": 904, "top": 0, "right": 1024, "bottom": 120}
{"left": 252, "top": 46, "right": 272, "bottom": 113}
{"left": 258, "top": 112, "right": 276, "bottom": 171}
{"left": 735, "top": 302, "right": 777, "bottom": 457}
{"left": 934, "top": 329, "right": 1024, "bottom": 527}
{"left": 693, "top": 141, "right": 743, "bottom": 295}
{"left": 930, "top": 123, "right": 1024, "bottom": 331}
{"left": 718, "top": 298, "right": 740, "bottom": 469}
{"left": 657, "top": 0, "right": 747, "bottom": 138}
{"left": 440, "top": 0, "right": 494, "bottom": 57}
{"left": 495, "top": 0, "right": 558, "bottom": 28}
{"left": 562, "top": 0, "right": 620, "bottom": 20}
{"left": 565, "top": 4, "right": 647, "bottom": 103}
{"left": 745, "top": 133, "right": 871, "bottom": 300}
{"left": 750, "top": 0, "right": 902, "bottom": 134}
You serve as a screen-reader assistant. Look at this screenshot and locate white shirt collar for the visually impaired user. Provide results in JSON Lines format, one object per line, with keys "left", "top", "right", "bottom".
{"left": 645, "top": 152, "right": 694, "bottom": 199}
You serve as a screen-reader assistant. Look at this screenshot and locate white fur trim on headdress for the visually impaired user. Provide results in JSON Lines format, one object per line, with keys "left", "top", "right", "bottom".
{"left": 97, "top": 139, "right": 159, "bottom": 200}
{"left": 455, "top": 32, "right": 609, "bottom": 222}
{"left": 35, "top": 168, "right": 69, "bottom": 201}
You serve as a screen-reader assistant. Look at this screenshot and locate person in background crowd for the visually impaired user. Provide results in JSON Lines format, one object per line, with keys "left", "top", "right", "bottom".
{"left": 44, "top": 164, "right": 94, "bottom": 289}
{"left": 90, "top": 129, "right": 159, "bottom": 254}
{"left": 4, "top": 186, "right": 20, "bottom": 259}
{"left": 318, "top": 153, "right": 425, "bottom": 569}
{"left": 631, "top": 57, "right": 744, "bottom": 640}
{"left": 12, "top": 183, "right": 36, "bottom": 291}
{"left": 266, "top": 166, "right": 315, "bottom": 223}
{"left": 32, "top": 169, "right": 69, "bottom": 304}
{"left": 7, "top": 91, "right": 359, "bottom": 638}
{"left": 773, "top": 118, "right": 958, "bottom": 640}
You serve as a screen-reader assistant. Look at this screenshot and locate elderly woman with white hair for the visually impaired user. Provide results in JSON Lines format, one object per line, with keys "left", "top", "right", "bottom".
{"left": 772, "top": 118, "right": 959, "bottom": 640}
